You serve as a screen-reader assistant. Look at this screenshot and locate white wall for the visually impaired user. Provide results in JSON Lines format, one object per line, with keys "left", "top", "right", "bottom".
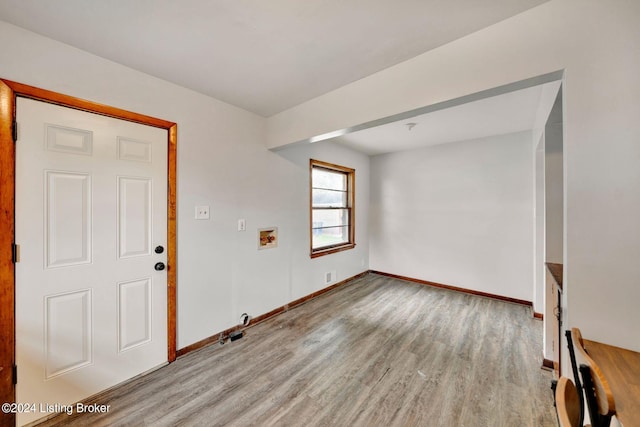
{"left": 544, "top": 135, "right": 563, "bottom": 263}
{"left": 370, "top": 132, "right": 533, "bottom": 302}
{"left": 267, "top": 0, "right": 640, "bottom": 352}
{"left": 543, "top": 92, "right": 565, "bottom": 362}
{"left": 273, "top": 141, "right": 370, "bottom": 301}
{"left": 535, "top": 134, "right": 554, "bottom": 361}
{"left": 545, "top": 93, "right": 564, "bottom": 264}
{"left": 534, "top": 135, "right": 546, "bottom": 315}
{"left": 0, "top": 21, "right": 369, "bottom": 350}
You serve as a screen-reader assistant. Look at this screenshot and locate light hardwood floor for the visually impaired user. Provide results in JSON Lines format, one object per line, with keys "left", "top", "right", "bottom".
{"left": 36, "top": 273, "right": 557, "bottom": 426}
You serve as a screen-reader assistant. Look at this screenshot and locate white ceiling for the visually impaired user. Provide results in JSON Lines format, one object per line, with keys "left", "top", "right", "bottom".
{"left": 0, "top": 0, "right": 549, "bottom": 117}
{"left": 334, "top": 81, "right": 562, "bottom": 155}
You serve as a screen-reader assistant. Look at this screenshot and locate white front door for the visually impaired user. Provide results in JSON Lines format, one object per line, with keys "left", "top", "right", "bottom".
{"left": 15, "top": 97, "right": 168, "bottom": 425}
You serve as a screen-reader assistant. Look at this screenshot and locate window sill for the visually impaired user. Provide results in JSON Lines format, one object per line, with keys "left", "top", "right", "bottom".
{"left": 310, "top": 243, "right": 355, "bottom": 258}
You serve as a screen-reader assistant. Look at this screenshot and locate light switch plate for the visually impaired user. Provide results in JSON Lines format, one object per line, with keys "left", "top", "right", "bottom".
{"left": 238, "top": 219, "right": 246, "bottom": 231}
{"left": 195, "top": 205, "right": 210, "bottom": 220}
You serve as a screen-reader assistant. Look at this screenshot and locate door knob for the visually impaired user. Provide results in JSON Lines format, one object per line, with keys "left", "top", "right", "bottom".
{"left": 155, "top": 245, "right": 164, "bottom": 254}
{"left": 154, "top": 262, "right": 166, "bottom": 271}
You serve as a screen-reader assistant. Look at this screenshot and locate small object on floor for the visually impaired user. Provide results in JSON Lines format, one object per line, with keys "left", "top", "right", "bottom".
{"left": 229, "top": 331, "right": 243, "bottom": 341}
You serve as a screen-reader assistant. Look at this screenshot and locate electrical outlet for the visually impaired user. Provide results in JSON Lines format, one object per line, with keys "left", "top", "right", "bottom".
{"left": 195, "top": 205, "right": 210, "bottom": 220}
{"left": 325, "top": 270, "right": 337, "bottom": 284}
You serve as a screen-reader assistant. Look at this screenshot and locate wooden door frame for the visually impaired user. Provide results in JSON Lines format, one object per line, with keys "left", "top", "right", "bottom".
{"left": 0, "top": 79, "right": 178, "bottom": 424}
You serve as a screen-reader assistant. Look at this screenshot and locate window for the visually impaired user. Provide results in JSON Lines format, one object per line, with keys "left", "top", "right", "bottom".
{"left": 310, "top": 159, "right": 355, "bottom": 257}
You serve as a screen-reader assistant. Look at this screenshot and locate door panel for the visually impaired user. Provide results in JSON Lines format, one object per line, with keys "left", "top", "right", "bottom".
{"left": 44, "top": 289, "right": 92, "bottom": 378}
{"left": 45, "top": 170, "right": 92, "bottom": 267}
{"left": 118, "top": 278, "right": 152, "bottom": 352}
{"left": 45, "top": 124, "right": 93, "bottom": 155}
{"left": 15, "top": 97, "right": 168, "bottom": 426}
{"left": 118, "top": 176, "right": 152, "bottom": 258}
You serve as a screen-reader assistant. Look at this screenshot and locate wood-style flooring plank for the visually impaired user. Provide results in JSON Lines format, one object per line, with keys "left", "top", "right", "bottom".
{"left": 35, "top": 273, "right": 557, "bottom": 427}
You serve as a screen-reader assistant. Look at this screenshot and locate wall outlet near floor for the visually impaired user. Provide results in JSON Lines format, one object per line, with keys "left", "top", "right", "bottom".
{"left": 325, "top": 270, "right": 337, "bottom": 285}
{"left": 195, "top": 205, "right": 210, "bottom": 220}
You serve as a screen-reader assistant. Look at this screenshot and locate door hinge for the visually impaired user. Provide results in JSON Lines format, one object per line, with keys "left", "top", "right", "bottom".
{"left": 12, "top": 120, "right": 18, "bottom": 142}
{"left": 12, "top": 365, "right": 17, "bottom": 385}
{"left": 12, "top": 243, "right": 20, "bottom": 263}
